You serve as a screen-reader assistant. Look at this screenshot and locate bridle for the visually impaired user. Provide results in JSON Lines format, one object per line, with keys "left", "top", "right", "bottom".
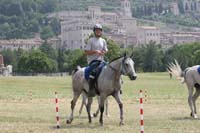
{"left": 108, "top": 57, "right": 128, "bottom": 75}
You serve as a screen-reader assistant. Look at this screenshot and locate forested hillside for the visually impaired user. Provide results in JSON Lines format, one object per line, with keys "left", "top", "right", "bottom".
{"left": 0, "top": 0, "right": 60, "bottom": 39}
{"left": 0, "top": 0, "right": 200, "bottom": 40}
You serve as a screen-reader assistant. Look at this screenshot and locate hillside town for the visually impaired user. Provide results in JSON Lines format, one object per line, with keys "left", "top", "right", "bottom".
{"left": 1, "top": 0, "right": 200, "bottom": 51}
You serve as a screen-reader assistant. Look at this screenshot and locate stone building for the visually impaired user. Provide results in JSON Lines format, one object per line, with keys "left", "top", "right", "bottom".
{"left": 51, "top": 0, "right": 138, "bottom": 49}
{"left": 170, "top": 2, "right": 180, "bottom": 15}
{"left": 160, "top": 32, "right": 200, "bottom": 48}
{"left": 0, "top": 37, "right": 44, "bottom": 51}
{"left": 136, "top": 26, "right": 160, "bottom": 46}
{"left": 183, "top": 0, "right": 200, "bottom": 12}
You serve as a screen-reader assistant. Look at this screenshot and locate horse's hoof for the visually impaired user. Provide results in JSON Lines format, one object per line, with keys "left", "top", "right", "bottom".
{"left": 119, "top": 121, "right": 124, "bottom": 126}
{"left": 93, "top": 113, "right": 97, "bottom": 117}
{"left": 190, "top": 112, "right": 193, "bottom": 117}
{"left": 194, "top": 114, "right": 198, "bottom": 119}
{"left": 66, "top": 119, "right": 72, "bottom": 124}
{"left": 99, "top": 120, "right": 103, "bottom": 126}
{"left": 100, "top": 123, "right": 103, "bottom": 126}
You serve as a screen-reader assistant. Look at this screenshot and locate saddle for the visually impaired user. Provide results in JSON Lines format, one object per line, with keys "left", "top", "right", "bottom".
{"left": 84, "top": 61, "right": 107, "bottom": 81}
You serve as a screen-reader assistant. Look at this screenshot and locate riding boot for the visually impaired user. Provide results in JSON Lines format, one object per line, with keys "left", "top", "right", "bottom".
{"left": 88, "top": 76, "right": 96, "bottom": 97}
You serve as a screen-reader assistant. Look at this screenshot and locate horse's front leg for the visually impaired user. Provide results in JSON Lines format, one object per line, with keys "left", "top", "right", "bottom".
{"left": 99, "top": 95, "right": 106, "bottom": 126}
{"left": 112, "top": 91, "right": 124, "bottom": 125}
{"left": 79, "top": 93, "right": 87, "bottom": 116}
{"left": 86, "top": 97, "right": 93, "bottom": 123}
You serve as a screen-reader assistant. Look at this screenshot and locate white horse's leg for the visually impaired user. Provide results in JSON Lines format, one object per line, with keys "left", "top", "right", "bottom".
{"left": 86, "top": 97, "right": 93, "bottom": 123}
{"left": 67, "top": 92, "right": 81, "bottom": 124}
{"left": 94, "top": 97, "right": 109, "bottom": 118}
{"left": 192, "top": 86, "right": 200, "bottom": 118}
{"left": 93, "top": 96, "right": 100, "bottom": 117}
{"left": 112, "top": 91, "right": 124, "bottom": 125}
{"left": 187, "top": 85, "right": 196, "bottom": 118}
{"left": 99, "top": 95, "right": 106, "bottom": 126}
{"left": 105, "top": 98, "right": 109, "bottom": 117}
{"left": 79, "top": 94, "right": 87, "bottom": 116}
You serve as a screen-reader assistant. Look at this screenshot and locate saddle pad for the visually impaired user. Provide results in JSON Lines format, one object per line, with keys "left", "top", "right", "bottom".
{"left": 197, "top": 66, "right": 200, "bottom": 74}
{"left": 84, "top": 66, "right": 91, "bottom": 80}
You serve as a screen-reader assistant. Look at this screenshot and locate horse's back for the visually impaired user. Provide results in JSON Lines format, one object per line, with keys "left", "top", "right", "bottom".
{"left": 185, "top": 65, "right": 200, "bottom": 85}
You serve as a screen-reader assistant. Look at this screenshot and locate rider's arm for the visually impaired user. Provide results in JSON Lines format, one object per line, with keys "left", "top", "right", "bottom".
{"left": 85, "top": 50, "right": 102, "bottom": 55}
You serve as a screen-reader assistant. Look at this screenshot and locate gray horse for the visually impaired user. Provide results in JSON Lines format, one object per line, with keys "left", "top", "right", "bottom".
{"left": 66, "top": 54, "right": 137, "bottom": 125}
{"left": 79, "top": 78, "right": 124, "bottom": 117}
{"left": 168, "top": 60, "right": 200, "bottom": 119}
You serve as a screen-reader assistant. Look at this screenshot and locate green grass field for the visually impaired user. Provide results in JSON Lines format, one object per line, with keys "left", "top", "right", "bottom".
{"left": 0, "top": 73, "right": 200, "bottom": 133}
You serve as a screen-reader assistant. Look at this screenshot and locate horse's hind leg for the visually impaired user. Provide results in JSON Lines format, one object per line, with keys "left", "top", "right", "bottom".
{"left": 93, "top": 96, "right": 101, "bottom": 117}
{"left": 67, "top": 91, "right": 81, "bottom": 124}
{"left": 93, "top": 106, "right": 100, "bottom": 117}
{"left": 86, "top": 97, "right": 93, "bottom": 123}
{"left": 187, "top": 85, "right": 196, "bottom": 118}
{"left": 79, "top": 94, "right": 87, "bottom": 116}
{"left": 192, "top": 84, "right": 200, "bottom": 118}
{"left": 94, "top": 97, "right": 109, "bottom": 118}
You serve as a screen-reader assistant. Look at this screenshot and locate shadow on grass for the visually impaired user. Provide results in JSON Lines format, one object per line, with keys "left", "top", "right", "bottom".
{"left": 51, "top": 122, "right": 102, "bottom": 130}
{"left": 50, "top": 115, "right": 104, "bottom": 130}
{"left": 171, "top": 116, "right": 200, "bottom": 121}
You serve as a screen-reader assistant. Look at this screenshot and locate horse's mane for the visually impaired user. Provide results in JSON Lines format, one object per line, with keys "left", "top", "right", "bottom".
{"left": 109, "top": 56, "right": 124, "bottom": 64}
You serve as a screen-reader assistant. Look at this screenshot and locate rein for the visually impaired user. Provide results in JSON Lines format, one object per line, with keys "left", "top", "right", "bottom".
{"left": 108, "top": 64, "right": 118, "bottom": 72}
{"left": 107, "top": 57, "right": 126, "bottom": 82}
{"left": 108, "top": 57, "right": 127, "bottom": 75}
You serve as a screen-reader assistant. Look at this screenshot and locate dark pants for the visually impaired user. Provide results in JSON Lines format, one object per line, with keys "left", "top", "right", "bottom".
{"left": 88, "top": 60, "right": 102, "bottom": 96}
{"left": 89, "top": 60, "right": 102, "bottom": 79}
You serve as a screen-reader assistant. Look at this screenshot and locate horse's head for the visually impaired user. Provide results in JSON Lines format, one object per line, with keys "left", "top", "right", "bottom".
{"left": 121, "top": 56, "right": 137, "bottom": 80}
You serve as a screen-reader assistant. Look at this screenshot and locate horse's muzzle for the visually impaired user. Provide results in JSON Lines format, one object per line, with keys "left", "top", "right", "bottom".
{"left": 129, "top": 75, "right": 137, "bottom": 80}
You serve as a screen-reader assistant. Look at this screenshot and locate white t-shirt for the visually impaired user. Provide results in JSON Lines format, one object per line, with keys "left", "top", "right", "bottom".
{"left": 84, "top": 37, "right": 108, "bottom": 64}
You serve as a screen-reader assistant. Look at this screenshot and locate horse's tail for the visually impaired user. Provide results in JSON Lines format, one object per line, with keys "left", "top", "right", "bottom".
{"left": 167, "top": 60, "right": 185, "bottom": 83}
{"left": 72, "top": 66, "right": 81, "bottom": 76}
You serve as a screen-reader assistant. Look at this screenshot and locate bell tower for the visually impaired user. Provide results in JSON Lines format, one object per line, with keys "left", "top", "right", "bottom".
{"left": 121, "top": 0, "right": 132, "bottom": 18}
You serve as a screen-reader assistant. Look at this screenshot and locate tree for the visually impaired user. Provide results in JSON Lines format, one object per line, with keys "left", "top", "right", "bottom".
{"left": 39, "top": 42, "right": 57, "bottom": 60}
{"left": 142, "top": 41, "right": 164, "bottom": 72}
{"left": 57, "top": 48, "right": 65, "bottom": 71}
{"left": 17, "top": 50, "right": 57, "bottom": 73}
{"left": 63, "top": 49, "right": 86, "bottom": 72}
{"left": 104, "top": 37, "right": 120, "bottom": 62}
{"left": 40, "top": 26, "right": 54, "bottom": 40}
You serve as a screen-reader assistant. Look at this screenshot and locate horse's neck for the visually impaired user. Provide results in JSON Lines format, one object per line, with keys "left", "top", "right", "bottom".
{"left": 109, "top": 57, "right": 123, "bottom": 71}
{"left": 104, "top": 57, "right": 123, "bottom": 81}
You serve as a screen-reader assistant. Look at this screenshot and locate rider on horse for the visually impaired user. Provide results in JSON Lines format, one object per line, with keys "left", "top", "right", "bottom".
{"left": 84, "top": 24, "right": 108, "bottom": 96}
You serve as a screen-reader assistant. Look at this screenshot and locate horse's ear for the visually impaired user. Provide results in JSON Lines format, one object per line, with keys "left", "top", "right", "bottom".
{"left": 130, "top": 53, "right": 134, "bottom": 58}
{"left": 123, "top": 52, "right": 127, "bottom": 57}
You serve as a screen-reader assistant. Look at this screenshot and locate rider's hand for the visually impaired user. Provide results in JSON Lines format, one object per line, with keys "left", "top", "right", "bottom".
{"left": 95, "top": 50, "right": 103, "bottom": 55}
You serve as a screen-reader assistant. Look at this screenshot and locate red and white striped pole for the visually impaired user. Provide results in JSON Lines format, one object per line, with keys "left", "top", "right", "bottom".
{"left": 55, "top": 92, "right": 60, "bottom": 129}
{"left": 29, "top": 90, "right": 32, "bottom": 100}
{"left": 144, "top": 89, "right": 147, "bottom": 103}
{"left": 140, "top": 90, "right": 144, "bottom": 133}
